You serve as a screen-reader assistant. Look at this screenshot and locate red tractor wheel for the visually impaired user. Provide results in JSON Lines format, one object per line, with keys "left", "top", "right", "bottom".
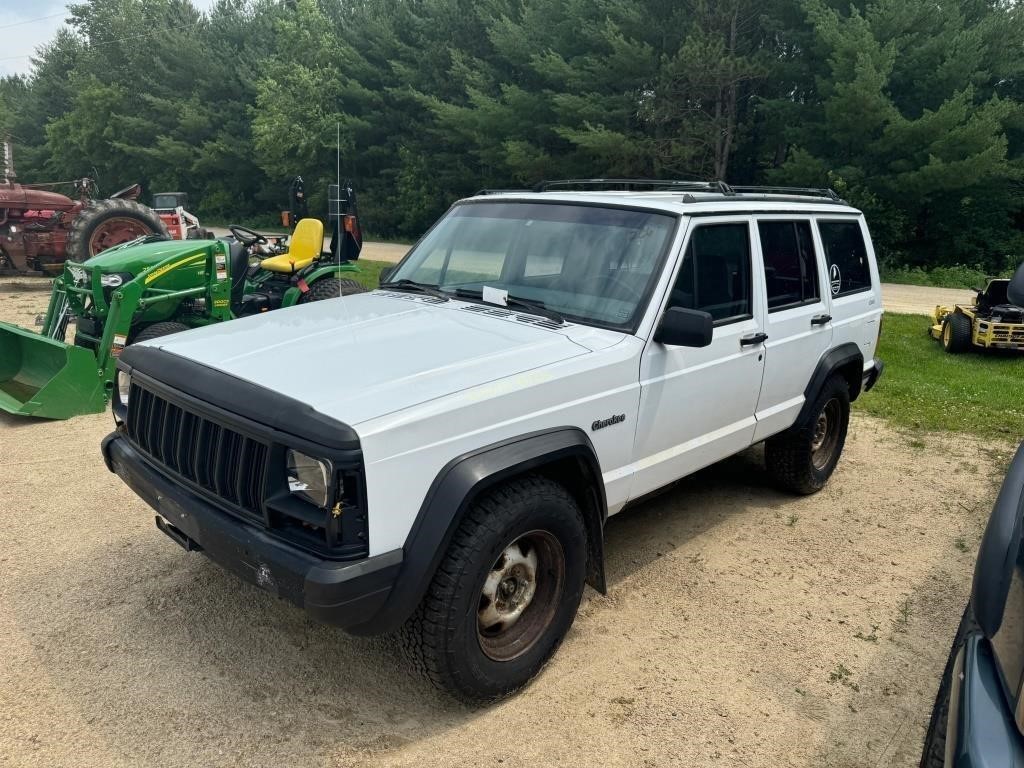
{"left": 67, "top": 199, "right": 168, "bottom": 262}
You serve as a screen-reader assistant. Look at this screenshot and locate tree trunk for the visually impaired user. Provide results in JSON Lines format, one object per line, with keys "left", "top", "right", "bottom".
{"left": 713, "top": 7, "right": 740, "bottom": 181}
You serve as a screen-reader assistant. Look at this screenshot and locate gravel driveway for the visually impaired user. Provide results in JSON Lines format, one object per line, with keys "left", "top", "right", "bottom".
{"left": 880, "top": 284, "right": 974, "bottom": 315}
{"left": 0, "top": 281, "right": 1010, "bottom": 767}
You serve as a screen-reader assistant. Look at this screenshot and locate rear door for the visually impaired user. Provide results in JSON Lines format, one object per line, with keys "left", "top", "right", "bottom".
{"left": 815, "top": 217, "right": 882, "bottom": 364}
{"left": 752, "top": 217, "right": 833, "bottom": 442}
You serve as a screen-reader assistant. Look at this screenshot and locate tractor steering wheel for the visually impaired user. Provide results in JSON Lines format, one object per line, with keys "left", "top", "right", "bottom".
{"left": 228, "top": 224, "right": 268, "bottom": 247}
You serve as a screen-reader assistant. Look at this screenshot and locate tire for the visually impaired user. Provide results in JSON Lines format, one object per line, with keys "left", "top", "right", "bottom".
{"left": 400, "top": 475, "right": 588, "bottom": 702}
{"left": 941, "top": 312, "right": 973, "bottom": 354}
{"left": 920, "top": 604, "right": 979, "bottom": 767}
{"left": 67, "top": 199, "right": 168, "bottom": 262}
{"left": 297, "top": 277, "right": 365, "bottom": 303}
{"left": 131, "top": 321, "right": 190, "bottom": 344}
{"left": 766, "top": 374, "right": 851, "bottom": 495}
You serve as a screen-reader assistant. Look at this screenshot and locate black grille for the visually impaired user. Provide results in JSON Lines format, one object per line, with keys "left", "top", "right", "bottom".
{"left": 126, "top": 384, "right": 268, "bottom": 519}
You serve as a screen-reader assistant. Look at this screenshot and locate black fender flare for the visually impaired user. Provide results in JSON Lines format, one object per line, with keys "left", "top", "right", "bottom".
{"left": 347, "top": 427, "right": 607, "bottom": 636}
{"left": 795, "top": 342, "right": 864, "bottom": 426}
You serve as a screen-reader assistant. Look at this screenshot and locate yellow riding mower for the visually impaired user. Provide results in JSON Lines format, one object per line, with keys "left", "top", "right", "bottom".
{"left": 930, "top": 268, "right": 1024, "bottom": 354}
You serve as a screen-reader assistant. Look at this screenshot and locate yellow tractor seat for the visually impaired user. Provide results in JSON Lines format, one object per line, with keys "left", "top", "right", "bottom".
{"left": 259, "top": 218, "right": 324, "bottom": 274}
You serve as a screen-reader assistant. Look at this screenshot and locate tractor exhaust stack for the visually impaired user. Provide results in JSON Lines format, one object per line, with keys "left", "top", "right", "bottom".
{"left": 3, "top": 137, "right": 16, "bottom": 183}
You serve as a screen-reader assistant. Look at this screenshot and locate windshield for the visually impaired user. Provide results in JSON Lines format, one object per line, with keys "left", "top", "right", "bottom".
{"left": 389, "top": 201, "right": 678, "bottom": 330}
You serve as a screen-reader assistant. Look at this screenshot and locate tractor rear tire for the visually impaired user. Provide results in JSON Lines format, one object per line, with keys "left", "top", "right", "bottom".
{"left": 941, "top": 312, "right": 973, "bottom": 354}
{"left": 131, "top": 321, "right": 190, "bottom": 345}
{"left": 298, "top": 277, "right": 365, "bottom": 303}
{"left": 67, "top": 199, "right": 168, "bottom": 262}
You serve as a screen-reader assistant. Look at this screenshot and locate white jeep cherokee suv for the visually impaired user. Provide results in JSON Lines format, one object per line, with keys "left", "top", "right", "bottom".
{"left": 102, "top": 181, "right": 884, "bottom": 701}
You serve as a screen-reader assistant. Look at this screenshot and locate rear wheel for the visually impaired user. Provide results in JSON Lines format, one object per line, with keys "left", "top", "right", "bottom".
{"left": 67, "top": 199, "right": 168, "bottom": 262}
{"left": 131, "top": 321, "right": 190, "bottom": 344}
{"left": 297, "top": 277, "right": 365, "bottom": 303}
{"left": 400, "top": 476, "right": 587, "bottom": 702}
{"left": 941, "top": 313, "right": 973, "bottom": 354}
{"left": 766, "top": 375, "right": 851, "bottom": 495}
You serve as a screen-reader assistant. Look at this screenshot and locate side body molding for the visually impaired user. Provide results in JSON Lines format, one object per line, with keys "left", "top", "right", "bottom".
{"left": 349, "top": 427, "right": 608, "bottom": 636}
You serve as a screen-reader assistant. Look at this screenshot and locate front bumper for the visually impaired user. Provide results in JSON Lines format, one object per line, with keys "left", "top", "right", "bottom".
{"left": 862, "top": 357, "right": 884, "bottom": 393}
{"left": 102, "top": 432, "right": 402, "bottom": 630}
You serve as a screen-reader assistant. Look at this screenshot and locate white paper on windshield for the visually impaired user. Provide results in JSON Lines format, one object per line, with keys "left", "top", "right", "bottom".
{"left": 482, "top": 286, "right": 509, "bottom": 306}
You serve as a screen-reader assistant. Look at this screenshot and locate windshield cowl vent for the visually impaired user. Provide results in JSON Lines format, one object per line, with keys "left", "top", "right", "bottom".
{"left": 460, "top": 304, "right": 565, "bottom": 330}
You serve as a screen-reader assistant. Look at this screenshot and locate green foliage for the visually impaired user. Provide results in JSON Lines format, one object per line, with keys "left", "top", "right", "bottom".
{"left": 853, "top": 313, "right": 1024, "bottom": 440}
{"left": 880, "top": 262, "right": 1016, "bottom": 289}
{"left": 0, "top": 0, "right": 1021, "bottom": 269}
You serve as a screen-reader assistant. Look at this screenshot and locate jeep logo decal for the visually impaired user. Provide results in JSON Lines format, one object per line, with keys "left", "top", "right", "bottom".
{"left": 592, "top": 414, "right": 625, "bottom": 431}
{"left": 830, "top": 263, "right": 842, "bottom": 296}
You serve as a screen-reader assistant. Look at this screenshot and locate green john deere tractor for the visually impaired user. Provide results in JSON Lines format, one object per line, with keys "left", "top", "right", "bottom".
{"left": 0, "top": 208, "right": 365, "bottom": 420}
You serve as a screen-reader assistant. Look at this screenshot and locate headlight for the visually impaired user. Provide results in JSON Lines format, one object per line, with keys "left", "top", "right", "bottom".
{"left": 101, "top": 273, "right": 129, "bottom": 287}
{"left": 286, "top": 449, "right": 330, "bottom": 508}
{"left": 116, "top": 369, "right": 131, "bottom": 407}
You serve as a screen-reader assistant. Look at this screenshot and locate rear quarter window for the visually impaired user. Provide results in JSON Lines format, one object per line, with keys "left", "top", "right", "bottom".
{"left": 817, "top": 220, "right": 872, "bottom": 297}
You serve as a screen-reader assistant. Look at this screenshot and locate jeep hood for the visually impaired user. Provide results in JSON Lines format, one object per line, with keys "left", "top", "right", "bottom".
{"left": 136, "top": 292, "right": 593, "bottom": 425}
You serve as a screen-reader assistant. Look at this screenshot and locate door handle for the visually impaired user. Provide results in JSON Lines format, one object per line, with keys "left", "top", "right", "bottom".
{"left": 810, "top": 314, "right": 832, "bottom": 326}
{"left": 739, "top": 332, "right": 768, "bottom": 347}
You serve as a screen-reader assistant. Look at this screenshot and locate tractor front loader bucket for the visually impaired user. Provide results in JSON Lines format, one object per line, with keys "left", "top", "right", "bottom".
{"left": 0, "top": 322, "right": 107, "bottom": 419}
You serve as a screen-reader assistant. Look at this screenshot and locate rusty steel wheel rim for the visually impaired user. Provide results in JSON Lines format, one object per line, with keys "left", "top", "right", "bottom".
{"left": 88, "top": 217, "right": 152, "bottom": 255}
{"left": 477, "top": 530, "right": 565, "bottom": 662}
{"left": 810, "top": 398, "right": 842, "bottom": 470}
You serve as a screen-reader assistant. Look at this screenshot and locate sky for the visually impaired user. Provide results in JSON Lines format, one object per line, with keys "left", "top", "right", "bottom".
{"left": 0, "top": 0, "right": 218, "bottom": 77}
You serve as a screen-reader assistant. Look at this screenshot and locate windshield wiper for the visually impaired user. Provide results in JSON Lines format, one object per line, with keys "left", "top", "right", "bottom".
{"left": 380, "top": 278, "right": 450, "bottom": 301}
{"left": 454, "top": 288, "right": 565, "bottom": 325}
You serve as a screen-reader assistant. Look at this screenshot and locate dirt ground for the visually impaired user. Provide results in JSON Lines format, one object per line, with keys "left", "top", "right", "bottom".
{"left": 0, "top": 280, "right": 1012, "bottom": 768}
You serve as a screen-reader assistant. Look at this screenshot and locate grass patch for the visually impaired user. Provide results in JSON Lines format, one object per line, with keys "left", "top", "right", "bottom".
{"left": 853, "top": 313, "right": 1024, "bottom": 440}
{"left": 347, "top": 259, "right": 393, "bottom": 291}
{"left": 829, "top": 663, "right": 860, "bottom": 691}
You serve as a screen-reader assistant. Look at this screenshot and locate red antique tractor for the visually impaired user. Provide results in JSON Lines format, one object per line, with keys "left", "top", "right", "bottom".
{"left": 0, "top": 140, "right": 167, "bottom": 276}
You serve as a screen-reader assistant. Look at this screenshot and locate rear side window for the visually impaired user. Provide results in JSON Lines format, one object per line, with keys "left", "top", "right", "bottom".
{"left": 670, "top": 223, "right": 752, "bottom": 324}
{"left": 758, "top": 221, "right": 820, "bottom": 311}
{"left": 818, "top": 220, "right": 872, "bottom": 297}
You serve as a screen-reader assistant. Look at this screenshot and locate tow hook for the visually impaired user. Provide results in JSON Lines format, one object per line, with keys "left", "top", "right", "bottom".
{"left": 155, "top": 515, "right": 202, "bottom": 552}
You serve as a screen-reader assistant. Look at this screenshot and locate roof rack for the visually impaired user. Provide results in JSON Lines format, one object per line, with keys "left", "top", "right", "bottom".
{"left": 728, "top": 185, "right": 842, "bottom": 201}
{"left": 534, "top": 178, "right": 735, "bottom": 194}
{"left": 475, "top": 179, "right": 847, "bottom": 205}
{"left": 475, "top": 188, "right": 535, "bottom": 196}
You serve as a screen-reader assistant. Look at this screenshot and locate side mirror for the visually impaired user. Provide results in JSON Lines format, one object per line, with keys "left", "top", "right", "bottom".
{"left": 654, "top": 307, "right": 713, "bottom": 347}
{"left": 1008, "top": 262, "right": 1024, "bottom": 306}
{"left": 379, "top": 266, "right": 395, "bottom": 284}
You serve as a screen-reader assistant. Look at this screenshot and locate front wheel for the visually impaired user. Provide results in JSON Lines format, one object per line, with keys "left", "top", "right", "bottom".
{"left": 297, "top": 277, "right": 365, "bottom": 303}
{"left": 766, "top": 374, "right": 851, "bottom": 495}
{"left": 131, "top": 321, "right": 190, "bottom": 344}
{"left": 941, "top": 313, "right": 973, "bottom": 354}
{"left": 400, "top": 476, "right": 587, "bottom": 702}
